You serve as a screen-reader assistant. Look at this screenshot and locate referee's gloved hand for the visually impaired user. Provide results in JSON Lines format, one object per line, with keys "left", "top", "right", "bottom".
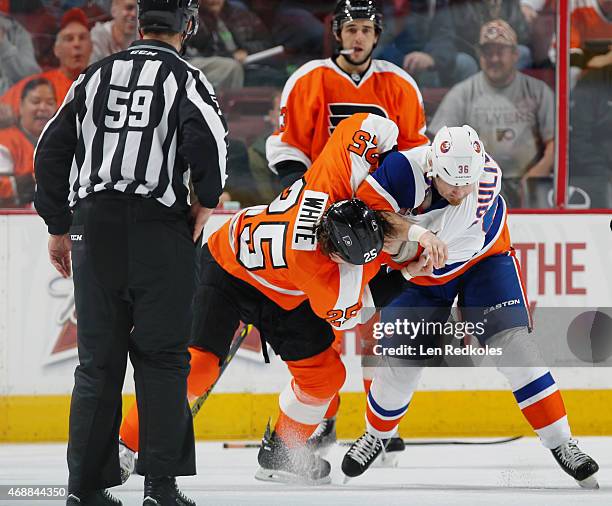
{"left": 48, "top": 234, "right": 72, "bottom": 278}
{"left": 190, "top": 201, "right": 214, "bottom": 243}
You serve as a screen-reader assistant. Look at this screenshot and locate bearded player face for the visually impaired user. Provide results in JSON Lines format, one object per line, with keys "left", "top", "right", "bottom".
{"left": 337, "top": 19, "right": 378, "bottom": 66}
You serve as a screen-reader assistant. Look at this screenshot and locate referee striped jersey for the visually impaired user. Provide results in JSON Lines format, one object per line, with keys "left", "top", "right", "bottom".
{"left": 34, "top": 39, "right": 228, "bottom": 235}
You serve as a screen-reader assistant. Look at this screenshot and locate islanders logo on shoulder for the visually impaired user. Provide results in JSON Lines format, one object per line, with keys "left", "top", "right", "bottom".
{"left": 440, "top": 140, "right": 451, "bottom": 153}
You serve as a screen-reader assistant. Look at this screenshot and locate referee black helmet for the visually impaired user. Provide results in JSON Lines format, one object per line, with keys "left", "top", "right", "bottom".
{"left": 138, "top": 0, "right": 199, "bottom": 39}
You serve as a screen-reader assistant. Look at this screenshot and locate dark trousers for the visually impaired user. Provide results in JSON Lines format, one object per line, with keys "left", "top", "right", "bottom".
{"left": 67, "top": 192, "right": 196, "bottom": 494}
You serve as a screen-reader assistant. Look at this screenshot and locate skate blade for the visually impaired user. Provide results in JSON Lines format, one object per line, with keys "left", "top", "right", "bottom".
{"left": 342, "top": 475, "right": 352, "bottom": 485}
{"left": 577, "top": 473, "right": 599, "bottom": 489}
{"left": 254, "top": 467, "right": 331, "bottom": 486}
{"left": 371, "top": 451, "right": 399, "bottom": 468}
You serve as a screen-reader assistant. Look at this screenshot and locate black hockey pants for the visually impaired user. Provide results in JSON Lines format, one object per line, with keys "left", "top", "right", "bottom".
{"left": 67, "top": 192, "right": 196, "bottom": 494}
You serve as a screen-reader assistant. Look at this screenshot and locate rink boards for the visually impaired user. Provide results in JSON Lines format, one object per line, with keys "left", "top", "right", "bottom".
{"left": 0, "top": 211, "right": 611, "bottom": 441}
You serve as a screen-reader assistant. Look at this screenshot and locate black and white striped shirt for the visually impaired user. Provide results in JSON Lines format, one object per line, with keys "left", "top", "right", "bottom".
{"left": 34, "top": 39, "right": 228, "bottom": 235}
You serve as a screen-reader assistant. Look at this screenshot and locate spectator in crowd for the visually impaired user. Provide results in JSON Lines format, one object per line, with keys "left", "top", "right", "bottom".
{"left": 519, "top": 0, "right": 544, "bottom": 24}
{"left": 9, "top": 0, "right": 58, "bottom": 69}
{"left": 246, "top": 91, "right": 283, "bottom": 203}
{"left": 0, "top": 11, "right": 41, "bottom": 95}
{"left": 90, "top": 0, "right": 137, "bottom": 63}
{"left": 376, "top": 0, "right": 479, "bottom": 87}
{"left": 570, "top": 0, "right": 612, "bottom": 69}
{"left": 447, "top": 0, "right": 532, "bottom": 70}
{"left": 0, "top": 78, "right": 56, "bottom": 207}
{"left": 187, "top": 0, "right": 285, "bottom": 89}
{"left": 0, "top": 8, "right": 91, "bottom": 122}
{"left": 429, "top": 20, "right": 554, "bottom": 208}
{"left": 248, "top": 0, "right": 324, "bottom": 61}
{"left": 570, "top": 65, "right": 612, "bottom": 208}
{"left": 40, "top": 0, "right": 109, "bottom": 21}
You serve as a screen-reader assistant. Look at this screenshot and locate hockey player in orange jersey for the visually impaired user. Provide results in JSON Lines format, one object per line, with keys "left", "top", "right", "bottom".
{"left": 266, "top": 0, "right": 428, "bottom": 188}
{"left": 267, "top": 0, "right": 429, "bottom": 456}
{"left": 117, "top": 112, "right": 448, "bottom": 484}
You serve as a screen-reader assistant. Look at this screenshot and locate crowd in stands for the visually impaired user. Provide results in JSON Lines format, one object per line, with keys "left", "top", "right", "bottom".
{"left": 0, "top": 0, "right": 610, "bottom": 209}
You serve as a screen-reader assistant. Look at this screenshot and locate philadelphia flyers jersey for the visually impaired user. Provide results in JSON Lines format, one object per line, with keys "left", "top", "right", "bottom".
{"left": 266, "top": 57, "right": 428, "bottom": 174}
{"left": 208, "top": 113, "right": 404, "bottom": 330}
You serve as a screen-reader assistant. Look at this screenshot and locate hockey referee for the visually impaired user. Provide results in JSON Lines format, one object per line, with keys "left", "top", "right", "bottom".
{"left": 34, "top": 1, "right": 227, "bottom": 504}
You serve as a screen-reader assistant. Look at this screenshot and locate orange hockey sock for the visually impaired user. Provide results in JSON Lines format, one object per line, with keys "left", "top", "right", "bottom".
{"left": 274, "top": 411, "right": 319, "bottom": 448}
{"left": 324, "top": 393, "right": 340, "bottom": 419}
{"left": 186, "top": 347, "right": 221, "bottom": 401}
{"left": 119, "top": 402, "right": 140, "bottom": 452}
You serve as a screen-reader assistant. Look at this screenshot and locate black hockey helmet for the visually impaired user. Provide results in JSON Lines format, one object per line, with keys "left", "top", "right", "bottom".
{"left": 332, "top": 0, "right": 383, "bottom": 35}
{"left": 137, "top": 0, "right": 199, "bottom": 39}
{"left": 318, "top": 199, "right": 384, "bottom": 265}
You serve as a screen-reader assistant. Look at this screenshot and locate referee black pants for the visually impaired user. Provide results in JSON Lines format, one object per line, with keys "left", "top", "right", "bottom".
{"left": 67, "top": 192, "right": 196, "bottom": 494}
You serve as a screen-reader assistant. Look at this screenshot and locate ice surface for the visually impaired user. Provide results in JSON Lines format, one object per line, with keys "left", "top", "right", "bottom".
{"left": 0, "top": 437, "right": 610, "bottom": 505}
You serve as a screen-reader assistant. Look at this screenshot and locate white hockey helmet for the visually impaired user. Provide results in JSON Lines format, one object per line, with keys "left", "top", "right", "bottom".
{"left": 427, "top": 125, "right": 485, "bottom": 186}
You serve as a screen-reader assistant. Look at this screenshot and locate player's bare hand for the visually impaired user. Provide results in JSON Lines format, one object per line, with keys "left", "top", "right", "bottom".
{"left": 48, "top": 234, "right": 72, "bottom": 278}
{"left": 402, "top": 252, "right": 434, "bottom": 278}
{"left": 419, "top": 231, "right": 447, "bottom": 269}
{"left": 190, "top": 201, "right": 214, "bottom": 243}
{"left": 403, "top": 52, "right": 435, "bottom": 73}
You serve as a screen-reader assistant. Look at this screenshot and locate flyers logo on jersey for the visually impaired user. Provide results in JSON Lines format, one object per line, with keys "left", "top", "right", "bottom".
{"left": 328, "top": 103, "right": 388, "bottom": 135}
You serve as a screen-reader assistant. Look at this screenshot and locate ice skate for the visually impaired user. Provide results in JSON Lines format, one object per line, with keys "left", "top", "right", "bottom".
{"left": 142, "top": 476, "right": 195, "bottom": 506}
{"left": 66, "top": 489, "right": 122, "bottom": 506}
{"left": 371, "top": 433, "right": 404, "bottom": 468}
{"left": 118, "top": 439, "right": 135, "bottom": 484}
{"left": 255, "top": 423, "right": 331, "bottom": 485}
{"left": 342, "top": 430, "right": 387, "bottom": 480}
{"left": 551, "top": 439, "right": 599, "bottom": 489}
{"left": 306, "top": 416, "right": 337, "bottom": 455}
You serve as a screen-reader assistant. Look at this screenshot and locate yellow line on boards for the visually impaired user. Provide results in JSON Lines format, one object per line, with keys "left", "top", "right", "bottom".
{"left": 1, "top": 390, "right": 611, "bottom": 442}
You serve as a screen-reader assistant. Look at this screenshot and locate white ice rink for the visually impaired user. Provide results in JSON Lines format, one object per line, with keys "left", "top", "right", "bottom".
{"left": 0, "top": 437, "right": 610, "bottom": 506}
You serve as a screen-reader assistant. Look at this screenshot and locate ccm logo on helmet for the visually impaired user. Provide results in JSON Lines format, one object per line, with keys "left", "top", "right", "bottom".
{"left": 440, "top": 141, "right": 451, "bottom": 153}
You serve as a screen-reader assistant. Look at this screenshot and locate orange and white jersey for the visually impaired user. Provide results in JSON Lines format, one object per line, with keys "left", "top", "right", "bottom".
{"left": 570, "top": 0, "right": 612, "bottom": 49}
{"left": 266, "top": 57, "right": 428, "bottom": 173}
{"left": 208, "top": 113, "right": 402, "bottom": 330}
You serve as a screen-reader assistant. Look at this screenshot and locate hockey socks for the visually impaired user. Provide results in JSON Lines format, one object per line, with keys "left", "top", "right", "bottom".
{"left": 507, "top": 369, "right": 571, "bottom": 449}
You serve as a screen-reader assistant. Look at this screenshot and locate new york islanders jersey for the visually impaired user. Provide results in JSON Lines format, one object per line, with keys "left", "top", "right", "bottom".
{"left": 371, "top": 147, "right": 511, "bottom": 286}
{"left": 208, "top": 113, "right": 404, "bottom": 330}
{"left": 266, "top": 57, "right": 428, "bottom": 173}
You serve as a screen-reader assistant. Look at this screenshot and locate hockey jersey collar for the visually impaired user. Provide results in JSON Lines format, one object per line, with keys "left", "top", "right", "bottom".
{"left": 330, "top": 56, "right": 374, "bottom": 87}
{"left": 129, "top": 39, "right": 179, "bottom": 56}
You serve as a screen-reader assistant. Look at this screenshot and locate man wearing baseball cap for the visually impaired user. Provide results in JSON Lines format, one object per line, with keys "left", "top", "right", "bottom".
{"left": 429, "top": 19, "right": 555, "bottom": 208}
{"left": 0, "top": 8, "right": 92, "bottom": 120}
